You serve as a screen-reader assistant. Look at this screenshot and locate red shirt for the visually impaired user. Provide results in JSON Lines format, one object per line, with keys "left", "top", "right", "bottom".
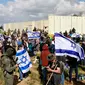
{"left": 40, "top": 44, "right": 50, "bottom": 66}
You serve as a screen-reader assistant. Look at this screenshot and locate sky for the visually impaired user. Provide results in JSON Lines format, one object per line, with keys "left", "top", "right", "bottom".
{"left": 0, "top": 0, "right": 14, "bottom": 4}
{"left": 0, "top": 0, "right": 85, "bottom": 25}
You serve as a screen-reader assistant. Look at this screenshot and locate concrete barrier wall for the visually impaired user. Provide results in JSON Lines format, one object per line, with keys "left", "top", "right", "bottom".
{"left": 48, "top": 15, "right": 85, "bottom": 34}
{"left": 3, "top": 15, "right": 85, "bottom": 34}
{"left": 3, "top": 20, "right": 48, "bottom": 32}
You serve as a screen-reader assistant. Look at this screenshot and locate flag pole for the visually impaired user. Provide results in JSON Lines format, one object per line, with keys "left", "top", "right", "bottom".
{"left": 46, "top": 64, "right": 58, "bottom": 85}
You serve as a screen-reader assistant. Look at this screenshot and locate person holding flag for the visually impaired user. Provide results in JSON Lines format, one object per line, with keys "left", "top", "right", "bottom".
{"left": 55, "top": 33, "right": 84, "bottom": 82}
{"left": 16, "top": 41, "right": 32, "bottom": 81}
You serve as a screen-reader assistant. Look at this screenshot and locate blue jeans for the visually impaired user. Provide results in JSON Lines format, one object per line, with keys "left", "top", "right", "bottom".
{"left": 69, "top": 66, "right": 78, "bottom": 81}
{"left": 42, "top": 67, "right": 47, "bottom": 85}
{"left": 61, "top": 72, "right": 64, "bottom": 85}
{"left": 19, "top": 68, "right": 23, "bottom": 80}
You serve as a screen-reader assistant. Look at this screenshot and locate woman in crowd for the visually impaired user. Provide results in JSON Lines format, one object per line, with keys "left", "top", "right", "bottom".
{"left": 46, "top": 54, "right": 62, "bottom": 85}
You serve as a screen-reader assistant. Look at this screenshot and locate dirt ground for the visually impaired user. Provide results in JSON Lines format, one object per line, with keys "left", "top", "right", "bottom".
{"left": 17, "top": 62, "right": 42, "bottom": 85}
{"left": 16, "top": 58, "right": 85, "bottom": 85}
{"left": 0, "top": 57, "right": 85, "bottom": 85}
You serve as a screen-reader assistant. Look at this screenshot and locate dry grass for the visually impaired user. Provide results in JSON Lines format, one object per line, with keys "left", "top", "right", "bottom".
{"left": 1, "top": 57, "right": 85, "bottom": 85}
{"left": 26, "top": 60, "right": 42, "bottom": 85}
{"left": 0, "top": 68, "right": 5, "bottom": 85}
{"left": 17, "top": 57, "right": 42, "bottom": 85}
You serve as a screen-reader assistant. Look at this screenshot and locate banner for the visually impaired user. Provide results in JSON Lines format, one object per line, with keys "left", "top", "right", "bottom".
{"left": 55, "top": 33, "right": 84, "bottom": 61}
{"left": 27, "top": 31, "right": 40, "bottom": 39}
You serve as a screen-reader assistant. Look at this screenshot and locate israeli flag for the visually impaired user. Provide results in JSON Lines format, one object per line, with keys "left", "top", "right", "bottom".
{"left": 16, "top": 48, "right": 32, "bottom": 73}
{"left": 27, "top": 31, "right": 40, "bottom": 39}
{"left": 55, "top": 33, "right": 84, "bottom": 61}
{"left": 0, "top": 34, "right": 4, "bottom": 41}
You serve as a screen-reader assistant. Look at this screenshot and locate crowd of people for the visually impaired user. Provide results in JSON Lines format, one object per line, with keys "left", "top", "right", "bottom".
{"left": 0, "top": 27, "right": 85, "bottom": 85}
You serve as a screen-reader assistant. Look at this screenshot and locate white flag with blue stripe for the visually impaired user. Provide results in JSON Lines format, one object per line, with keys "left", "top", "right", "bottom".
{"left": 55, "top": 33, "right": 84, "bottom": 61}
{"left": 16, "top": 48, "right": 32, "bottom": 73}
{"left": 0, "top": 34, "right": 4, "bottom": 41}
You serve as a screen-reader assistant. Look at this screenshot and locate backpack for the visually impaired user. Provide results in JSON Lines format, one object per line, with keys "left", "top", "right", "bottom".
{"left": 60, "top": 61, "right": 65, "bottom": 74}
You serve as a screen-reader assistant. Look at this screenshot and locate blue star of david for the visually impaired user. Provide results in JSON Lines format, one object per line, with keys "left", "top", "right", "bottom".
{"left": 20, "top": 56, "right": 27, "bottom": 64}
{"left": 71, "top": 43, "right": 76, "bottom": 49}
